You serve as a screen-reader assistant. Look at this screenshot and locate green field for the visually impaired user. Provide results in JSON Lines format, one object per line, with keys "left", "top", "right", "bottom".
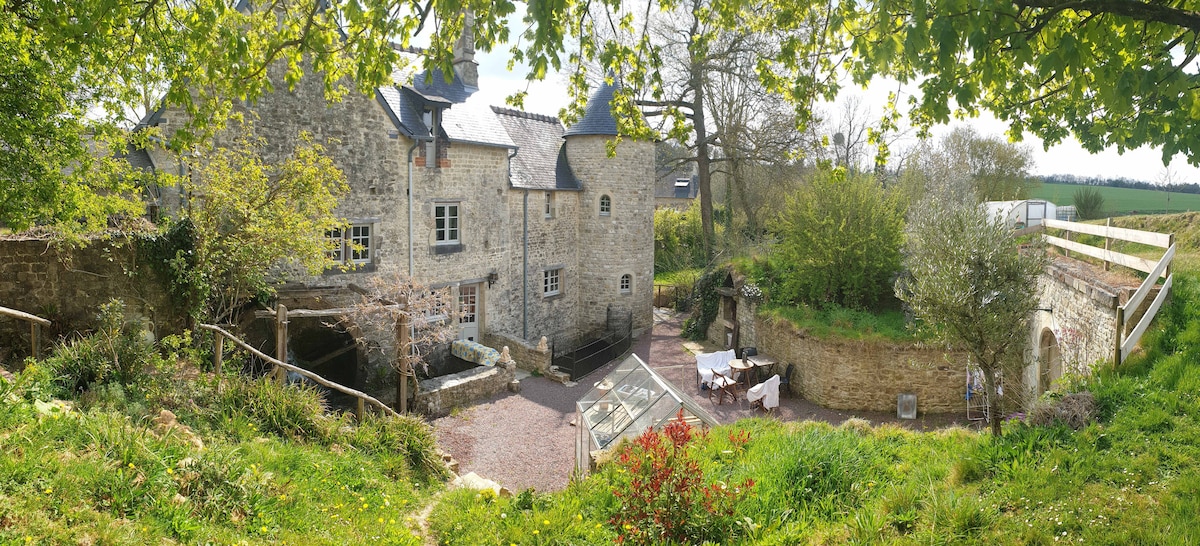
{"left": 1032, "top": 182, "right": 1200, "bottom": 215}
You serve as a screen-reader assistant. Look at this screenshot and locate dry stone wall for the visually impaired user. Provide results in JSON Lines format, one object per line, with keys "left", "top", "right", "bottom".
{"left": 0, "top": 237, "right": 178, "bottom": 361}
{"left": 753, "top": 317, "right": 966, "bottom": 413}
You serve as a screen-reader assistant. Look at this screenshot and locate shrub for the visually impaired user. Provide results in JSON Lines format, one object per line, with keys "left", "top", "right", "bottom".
{"left": 1027, "top": 391, "right": 1098, "bottom": 430}
{"left": 1073, "top": 187, "right": 1106, "bottom": 220}
{"left": 772, "top": 168, "right": 905, "bottom": 309}
{"left": 681, "top": 266, "right": 728, "bottom": 341}
{"left": 212, "top": 376, "right": 330, "bottom": 441}
{"left": 608, "top": 412, "right": 753, "bottom": 545}
{"left": 654, "top": 203, "right": 707, "bottom": 274}
{"left": 42, "top": 299, "right": 155, "bottom": 395}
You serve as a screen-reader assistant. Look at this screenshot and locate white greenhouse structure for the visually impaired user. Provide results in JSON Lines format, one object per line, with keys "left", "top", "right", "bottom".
{"left": 575, "top": 354, "right": 718, "bottom": 474}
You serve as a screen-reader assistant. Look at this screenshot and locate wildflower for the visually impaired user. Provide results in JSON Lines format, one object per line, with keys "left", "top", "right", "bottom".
{"left": 261, "top": 526, "right": 267, "bottom": 533}
{"left": 532, "top": 530, "right": 539, "bottom": 535}
{"left": 166, "top": 468, "right": 173, "bottom": 475}
{"left": 576, "top": 514, "right": 583, "bottom": 521}
{"left": 543, "top": 519, "right": 550, "bottom": 526}
{"left": 43, "top": 487, "right": 51, "bottom": 494}
{"left": 128, "top": 462, "right": 135, "bottom": 469}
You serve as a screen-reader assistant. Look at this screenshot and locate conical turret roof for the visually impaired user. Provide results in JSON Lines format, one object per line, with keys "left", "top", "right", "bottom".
{"left": 564, "top": 81, "right": 619, "bottom": 137}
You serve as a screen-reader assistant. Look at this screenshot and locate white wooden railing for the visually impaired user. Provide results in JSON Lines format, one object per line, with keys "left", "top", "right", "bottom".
{"left": 1041, "top": 219, "right": 1175, "bottom": 365}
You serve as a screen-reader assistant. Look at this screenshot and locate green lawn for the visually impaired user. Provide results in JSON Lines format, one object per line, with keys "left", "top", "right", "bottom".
{"left": 1032, "top": 182, "right": 1200, "bottom": 215}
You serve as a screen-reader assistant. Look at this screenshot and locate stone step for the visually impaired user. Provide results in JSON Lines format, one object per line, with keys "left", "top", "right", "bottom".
{"left": 545, "top": 366, "right": 572, "bottom": 384}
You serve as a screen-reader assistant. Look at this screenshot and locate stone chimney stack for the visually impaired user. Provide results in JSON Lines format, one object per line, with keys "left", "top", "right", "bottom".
{"left": 452, "top": 10, "right": 478, "bottom": 88}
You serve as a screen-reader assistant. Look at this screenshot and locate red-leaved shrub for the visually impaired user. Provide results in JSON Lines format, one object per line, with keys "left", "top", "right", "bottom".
{"left": 610, "top": 411, "right": 753, "bottom": 545}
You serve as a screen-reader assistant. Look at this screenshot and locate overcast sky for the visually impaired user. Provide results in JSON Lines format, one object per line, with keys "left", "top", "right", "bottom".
{"left": 465, "top": 34, "right": 1200, "bottom": 186}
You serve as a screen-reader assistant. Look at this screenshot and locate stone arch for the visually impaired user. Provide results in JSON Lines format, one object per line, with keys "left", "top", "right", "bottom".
{"left": 1038, "top": 328, "right": 1062, "bottom": 393}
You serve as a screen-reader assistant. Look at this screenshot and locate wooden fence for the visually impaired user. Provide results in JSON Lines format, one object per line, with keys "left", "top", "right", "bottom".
{"left": 1041, "top": 218, "right": 1175, "bottom": 365}
{"left": 199, "top": 323, "right": 398, "bottom": 419}
{"left": 0, "top": 306, "right": 51, "bottom": 359}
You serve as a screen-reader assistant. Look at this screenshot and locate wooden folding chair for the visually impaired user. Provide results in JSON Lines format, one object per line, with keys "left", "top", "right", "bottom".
{"left": 709, "top": 370, "right": 740, "bottom": 405}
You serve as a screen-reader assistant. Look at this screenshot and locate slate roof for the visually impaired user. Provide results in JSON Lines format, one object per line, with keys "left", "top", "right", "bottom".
{"left": 564, "top": 81, "right": 619, "bottom": 137}
{"left": 492, "top": 107, "right": 581, "bottom": 190}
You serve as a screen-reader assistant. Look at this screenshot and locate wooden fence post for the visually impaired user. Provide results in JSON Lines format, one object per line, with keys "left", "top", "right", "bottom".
{"left": 214, "top": 334, "right": 224, "bottom": 393}
{"left": 396, "top": 298, "right": 410, "bottom": 414}
{"left": 1103, "top": 218, "right": 1112, "bottom": 271}
{"left": 274, "top": 304, "right": 288, "bottom": 383}
{"left": 356, "top": 398, "right": 365, "bottom": 421}
{"left": 31, "top": 323, "right": 40, "bottom": 360}
{"left": 1114, "top": 306, "right": 1125, "bottom": 366}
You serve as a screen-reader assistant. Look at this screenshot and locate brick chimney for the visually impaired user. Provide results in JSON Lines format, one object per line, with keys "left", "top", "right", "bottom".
{"left": 453, "top": 10, "right": 478, "bottom": 88}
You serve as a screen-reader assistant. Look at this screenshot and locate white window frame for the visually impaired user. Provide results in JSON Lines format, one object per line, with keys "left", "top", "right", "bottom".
{"left": 620, "top": 274, "right": 632, "bottom": 294}
{"left": 543, "top": 268, "right": 562, "bottom": 297}
{"left": 544, "top": 191, "right": 555, "bottom": 219}
{"left": 599, "top": 194, "right": 611, "bottom": 216}
{"left": 326, "top": 223, "right": 374, "bottom": 265}
{"left": 349, "top": 224, "right": 372, "bottom": 264}
{"left": 325, "top": 227, "right": 344, "bottom": 262}
{"left": 434, "top": 203, "right": 460, "bottom": 245}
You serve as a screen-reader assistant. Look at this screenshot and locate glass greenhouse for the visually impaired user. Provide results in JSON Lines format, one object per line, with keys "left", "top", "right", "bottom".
{"left": 575, "top": 354, "right": 718, "bottom": 474}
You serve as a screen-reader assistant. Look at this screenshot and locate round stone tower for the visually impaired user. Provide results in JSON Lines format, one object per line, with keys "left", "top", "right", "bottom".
{"left": 563, "top": 82, "right": 655, "bottom": 337}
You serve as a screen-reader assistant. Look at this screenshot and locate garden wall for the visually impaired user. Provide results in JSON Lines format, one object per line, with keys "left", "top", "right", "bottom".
{"left": 483, "top": 332, "right": 551, "bottom": 374}
{"left": 749, "top": 315, "right": 967, "bottom": 415}
{"left": 0, "top": 237, "right": 179, "bottom": 362}
{"left": 412, "top": 362, "right": 516, "bottom": 416}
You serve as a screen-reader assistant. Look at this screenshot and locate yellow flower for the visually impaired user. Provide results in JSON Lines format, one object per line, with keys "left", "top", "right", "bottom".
{"left": 260, "top": 526, "right": 267, "bottom": 533}
{"left": 127, "top": 463, "right": 135, "bottom": 469}
{"left": 532, "top": 530, "right": 539, "bottom": 535}
{"left": 543, "top": 520, "right": 550, "bottom": 525}
{"left": 166, "top": 468, "right": 173, "bottom": 475}
{"left": 362, "top": 503, "right": 369, "bottom": 509}
{"left": 377, "top": 518, "right": 383, "bottom": 524}
{"left": 43, "top": 487, "right": 51, "bottom": 494}
{"left": 576, "top": 514, "right": 583, "bottom": 521}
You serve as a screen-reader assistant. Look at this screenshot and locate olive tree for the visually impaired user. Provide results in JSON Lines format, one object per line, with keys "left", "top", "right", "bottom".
{"left": 896, "top": 202, "right": 1045, "bottom": 436}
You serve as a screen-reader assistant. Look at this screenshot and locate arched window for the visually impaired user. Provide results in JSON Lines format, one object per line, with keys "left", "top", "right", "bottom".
{"left": 599, "top": 195, "right": 612, "bottom": 216}
{"left": 620, "top": 274, "right": 632, "bottom": 294}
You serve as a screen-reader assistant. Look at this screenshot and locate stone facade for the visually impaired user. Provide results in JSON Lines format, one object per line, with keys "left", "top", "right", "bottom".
{"left": 140, "top": 54, "right": 655, "bottom": 407}
{"left": 0, "top": 237, "right": 179, "bottom": 362}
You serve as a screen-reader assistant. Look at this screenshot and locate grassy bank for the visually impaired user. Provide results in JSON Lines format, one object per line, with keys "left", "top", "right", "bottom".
{"left": 1032, "top": 182, "right": 1200, "bottom": 215}
{"left": 0, "top": 326, "right": 445, "bottom": 545}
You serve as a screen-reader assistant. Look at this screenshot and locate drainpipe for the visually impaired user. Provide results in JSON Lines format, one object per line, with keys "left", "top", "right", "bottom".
{"left": 407, "top": 137, "right": 431, "bottom": 277}
{"left": 522, "top": 188, "right": 529, "bottom": 340}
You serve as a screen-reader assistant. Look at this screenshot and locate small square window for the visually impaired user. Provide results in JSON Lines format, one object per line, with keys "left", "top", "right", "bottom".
{"left": 620, "top": 274, "right": 632, "bottom": 294}
{"left": 435, "top": 204, "right": 460, "bottom": 244}
{"left": 543, "top": 268, "right": 561, "bottom": 297}
{"left": 326, "top": 223, "right": 374, "bottom": 266}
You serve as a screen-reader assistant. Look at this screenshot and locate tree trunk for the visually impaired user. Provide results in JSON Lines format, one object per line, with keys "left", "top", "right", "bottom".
{"left": 982, "top": 365, "right": 1002, "bottom": 436}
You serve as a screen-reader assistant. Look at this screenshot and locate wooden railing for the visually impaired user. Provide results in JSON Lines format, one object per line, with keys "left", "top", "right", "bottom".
{"left": 1041, "top": 219, "right": 1175, "bottom": 365}
{"left": 199, "top": 323, "right": 398, "bottom": 419}
{"left": 0, "top": 306, "right": 52, "bottom": 359}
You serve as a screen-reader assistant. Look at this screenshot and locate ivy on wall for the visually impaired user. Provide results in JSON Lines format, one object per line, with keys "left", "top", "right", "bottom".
{"left": 681, "top": 266, "right": 729, "bottom": 341}
{"left": 135, "top": 219, "right": 202, "bottom": 323}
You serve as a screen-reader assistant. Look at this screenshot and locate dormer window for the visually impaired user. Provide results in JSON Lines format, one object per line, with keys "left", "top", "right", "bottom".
{"left": 422, "top": 108, "right": 441, "bottom": 168}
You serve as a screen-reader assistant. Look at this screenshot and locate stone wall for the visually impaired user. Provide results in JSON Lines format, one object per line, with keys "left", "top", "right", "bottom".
{"left": 412, "top": 362, "right": 516, "bottom": 416}
{"left": 0, "top": 237, "right": 178, "bottom": 361}
{"left": 1026, "top": 260, "right": 1135, "bottom": 392}
{"left": 483, "top": 332, "right": 551, "bottom": 374}
{"left": 570, "top": 135, "right": 656, "bottom": 339}
{"left": 753, "top": 317, "right": 967, "bottom": 414}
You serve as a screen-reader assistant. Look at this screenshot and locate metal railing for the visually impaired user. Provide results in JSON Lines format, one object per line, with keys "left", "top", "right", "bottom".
{"left": 551, "top": 307, "right": 633, "bottom": 381}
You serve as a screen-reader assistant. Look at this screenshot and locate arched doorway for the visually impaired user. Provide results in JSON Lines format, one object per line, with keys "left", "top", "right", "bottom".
{"left": 1039, "top": 328, "right": 1062, "bottom": 393}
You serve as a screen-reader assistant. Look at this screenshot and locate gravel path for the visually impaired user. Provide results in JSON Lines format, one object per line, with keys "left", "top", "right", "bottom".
{"left": 431, "top": 309, "right": 970, "bottom": 493}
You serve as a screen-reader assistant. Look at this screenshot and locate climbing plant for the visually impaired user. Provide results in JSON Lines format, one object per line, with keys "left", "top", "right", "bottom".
{"left": 681, "top": 266, "right": 729, "bottom": 341}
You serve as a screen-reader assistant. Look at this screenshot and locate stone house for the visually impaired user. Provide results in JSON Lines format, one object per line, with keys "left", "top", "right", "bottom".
{"left": 135, "top": 36, "right": 655, "bottom": 388}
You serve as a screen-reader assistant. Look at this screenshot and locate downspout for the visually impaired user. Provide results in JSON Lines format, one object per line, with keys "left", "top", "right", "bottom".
{"left": 522, "top": 188, "right": 529, "bottom": 340}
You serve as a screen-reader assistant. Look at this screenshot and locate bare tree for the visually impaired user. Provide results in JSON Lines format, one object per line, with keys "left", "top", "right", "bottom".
{"left": 339, "top": 273, "right": 460, "bottom": 412}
